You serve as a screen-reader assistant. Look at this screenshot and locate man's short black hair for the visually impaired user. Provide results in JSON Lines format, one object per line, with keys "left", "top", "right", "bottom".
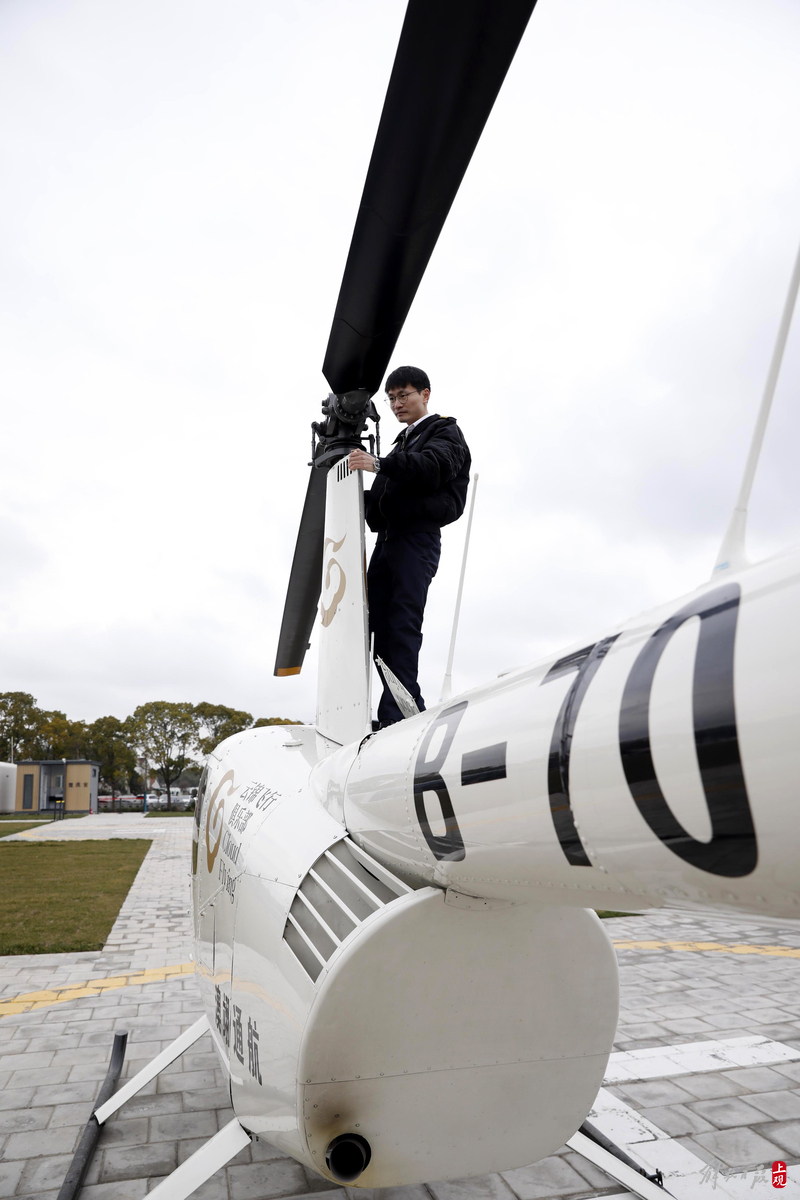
{"left": 385, "top": 365, "right": 430, "bottom": 394}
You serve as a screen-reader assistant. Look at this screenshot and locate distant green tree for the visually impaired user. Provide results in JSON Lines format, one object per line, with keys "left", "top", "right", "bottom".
{"left": 0, "top": 692, "right": 44, "bottom": 760}
{"left": 130, "top": 702, "right": 199, "bottom": 811}
{"left": 30, "top": 712, "right": 90, "bottom": 760}
{"left": 88, "top": 716, "right": 137, "bottom": 806}
{"left": 194, "top": 702, "right": 253, "bottom": 756}
{"left": 252, "top": 717, "right": 302, "bottom": 727}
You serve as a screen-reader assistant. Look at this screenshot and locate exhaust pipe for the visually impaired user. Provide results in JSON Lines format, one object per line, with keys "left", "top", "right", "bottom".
{"left": 325, "top": 1133, "right": 372, "bottom": 1182}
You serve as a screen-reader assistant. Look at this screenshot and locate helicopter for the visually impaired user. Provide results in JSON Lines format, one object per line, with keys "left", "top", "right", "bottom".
{"left": 90, "top": 0, "right": 800, "bottom": 1197}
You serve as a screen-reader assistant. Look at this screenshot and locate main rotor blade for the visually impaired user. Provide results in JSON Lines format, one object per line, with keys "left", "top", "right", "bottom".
{"left": 323, "top": 0, "right": 537, "bottom": 397}
{"left": 274, "top": 465, "right": 327, "bottom": 676}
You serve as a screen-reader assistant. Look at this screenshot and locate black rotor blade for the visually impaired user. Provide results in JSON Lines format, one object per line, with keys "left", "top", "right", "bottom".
{"left": 323, "top": 0, "right": 537, "bottom": 397}
{"left": 274, "top": 465, "right": 327, "bottom": 676}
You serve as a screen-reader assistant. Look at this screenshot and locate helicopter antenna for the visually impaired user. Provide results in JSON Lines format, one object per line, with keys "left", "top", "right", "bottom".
{"left": 440, "top": 474, "right": 479, "bottom": 703}
{"left": 713, "top": 234, "right": 800, "bottom": 576}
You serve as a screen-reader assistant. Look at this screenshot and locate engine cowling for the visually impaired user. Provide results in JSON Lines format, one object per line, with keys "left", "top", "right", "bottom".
{"left": 193, "top": 726, "right": 619, "bottom": 1188}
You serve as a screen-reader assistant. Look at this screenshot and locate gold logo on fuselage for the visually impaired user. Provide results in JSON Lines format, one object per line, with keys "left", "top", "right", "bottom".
{"left": 206, "top": 770, "right": 235, "bottom": 873}
{"left": 320, "top": 534, "right": 346, "bottom": 627}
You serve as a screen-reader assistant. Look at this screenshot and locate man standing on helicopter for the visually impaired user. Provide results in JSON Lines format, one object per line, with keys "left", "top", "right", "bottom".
{"left": 348, "top": 365, "right": 471, "bottom": 727}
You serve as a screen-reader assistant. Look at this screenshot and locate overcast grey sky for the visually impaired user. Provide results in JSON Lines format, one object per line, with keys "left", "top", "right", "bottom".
{"left": 2, "top": 0, "right": 799, "bottom": 726}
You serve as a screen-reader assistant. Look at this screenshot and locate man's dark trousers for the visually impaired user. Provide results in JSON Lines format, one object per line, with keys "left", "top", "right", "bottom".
{"left": 368, "top": 530, "right": 441, "bottom": 726}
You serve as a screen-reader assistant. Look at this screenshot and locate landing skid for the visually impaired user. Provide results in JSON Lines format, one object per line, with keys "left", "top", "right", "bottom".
{"left": 147, "top": 1119, "right": 251, "bottom": 1200}
{"left": 94, "top": 1015, "right": 210, "bottom": 1124}
{"left": 569, "top": 1131, "right": 669, "bottom": 1199}
{"left": 93, "top": 1014, "right": 254, "bottom": 1198}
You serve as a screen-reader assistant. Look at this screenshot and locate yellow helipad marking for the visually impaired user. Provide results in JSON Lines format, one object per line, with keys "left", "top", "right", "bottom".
{"left": 0, "top": 961, "right": 194, "bottom": 1018}
{"left": 613, "top": 939, "right": 800, "bottom": 959}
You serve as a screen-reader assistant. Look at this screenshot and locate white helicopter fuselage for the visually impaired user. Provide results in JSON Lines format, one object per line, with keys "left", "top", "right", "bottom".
{"left": 191, "top": 461, "right": 800, "bottom": 1189}
{"left": 344, "top": 545, "right": 800, "bottom": 920}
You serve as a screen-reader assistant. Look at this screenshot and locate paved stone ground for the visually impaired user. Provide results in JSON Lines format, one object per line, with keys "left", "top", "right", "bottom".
{"left": 2, "top": 816, "right": 800, "bottom": 1198}
{"left": 603, "top": 912, "right": 800, "bottom": 1195}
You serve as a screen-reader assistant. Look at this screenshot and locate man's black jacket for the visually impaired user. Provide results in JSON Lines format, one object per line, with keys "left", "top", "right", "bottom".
{"left": 365, "top": 414, "right": 471, "bottom": 538}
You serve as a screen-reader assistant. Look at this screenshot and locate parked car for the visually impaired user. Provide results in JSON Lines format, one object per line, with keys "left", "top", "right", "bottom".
{"left": 98, "top": 794, "right": 141, "bottom": 811}
{"left": 146, "top": 793, "right": 193, "bottom": 811}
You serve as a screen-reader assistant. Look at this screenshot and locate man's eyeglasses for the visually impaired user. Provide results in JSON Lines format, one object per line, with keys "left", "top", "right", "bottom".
{"left": 386, "top": 390, "right": 418, "bottom": 406}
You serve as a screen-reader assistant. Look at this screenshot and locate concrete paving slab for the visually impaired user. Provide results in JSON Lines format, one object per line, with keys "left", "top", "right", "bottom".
{"left": 499, "top": 1158, "right": 590, "bottom": 1198}
{"left": 691, "top": 1124, "right": 785, "bottom": 1168}
{"left": 760, "top": 1121, "right": 800, "bottom": 1156}
{"left": 428, "top": 1175, "right": 516, "bottom": 1200}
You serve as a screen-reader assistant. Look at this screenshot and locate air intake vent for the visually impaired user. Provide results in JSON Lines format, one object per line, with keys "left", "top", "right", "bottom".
{"left": 283, "top": 837, "right": 412, "bottom": 982}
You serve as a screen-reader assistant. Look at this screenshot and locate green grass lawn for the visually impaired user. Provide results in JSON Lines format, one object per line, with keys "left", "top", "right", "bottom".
{"left": 0, "top": 823, "right": 40, "bottom": 839}
{"left": 145, "top": 809, "right": 194, "bottom": 817}
{"left": 0, "top": 839, "right": 151, "bottom": 954}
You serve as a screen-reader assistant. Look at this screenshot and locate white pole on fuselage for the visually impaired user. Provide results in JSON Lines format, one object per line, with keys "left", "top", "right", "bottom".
{"left": 440, "top": 474, "right": 479, "bottom": 704}
{"left": 713, "top": 234, "right": 800, "bottom": 575}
